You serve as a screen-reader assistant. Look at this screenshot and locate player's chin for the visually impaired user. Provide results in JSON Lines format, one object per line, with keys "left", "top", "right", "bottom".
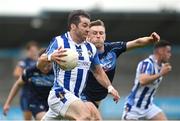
{"left": 83, "top": 35, "right": 88, "bottom": 40}
{"left": 95, "top": 43, "right": 104, "bottom": 48}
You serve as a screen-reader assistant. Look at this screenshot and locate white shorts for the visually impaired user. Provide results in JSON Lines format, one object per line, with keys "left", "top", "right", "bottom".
{"left": 42, "top": 89, "right": 80, "bottom": 120}
{"left": 122, "top": 104, "right": 162, "bottom": 120}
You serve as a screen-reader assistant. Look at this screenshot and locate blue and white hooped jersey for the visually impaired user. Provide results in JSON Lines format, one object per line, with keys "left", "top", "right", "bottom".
{"left": 46, "top": 32, "right": 99, "bottom": 97}
{"left": 125, "top": 55, "right": 163, "bottom": 109}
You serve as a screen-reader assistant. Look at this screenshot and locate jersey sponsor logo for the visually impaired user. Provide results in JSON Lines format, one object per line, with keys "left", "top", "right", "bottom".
{"left": 100, "top": 52, "right": 116, "bottom": 71}
{"left": 33, "top": 72, "right": 39, "bottom": 76}
{"left": 29, "top": 104, "right": 36, "bottom": 108}
{"left": 77, "top": 60, "right": 91, "bottom": 69}
{"left": 29, "top": 77, "right": 54, "bottom": 86}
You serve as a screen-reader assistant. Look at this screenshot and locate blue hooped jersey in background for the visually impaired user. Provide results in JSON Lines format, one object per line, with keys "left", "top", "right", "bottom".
{"left": 125, "top": 55, "right": 163, "bottom": 110}
{"left": 22, "top": 65, "right": 54, "bottom": 101}
{"left": 46, "top": 32, "right": 100, "bottom": 97}
{"left": 83, "top": 41, "right": 126, "bottom": 101}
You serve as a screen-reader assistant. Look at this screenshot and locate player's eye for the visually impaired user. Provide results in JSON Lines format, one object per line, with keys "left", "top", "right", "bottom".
{"left": 99, "top": 31, "right": 104, "bottom": 35}
{"left": 83, "top": 23, "right": 89, "bottom": 28}
{"left": 93, "top": 31, "right": 97, "bottom": 35}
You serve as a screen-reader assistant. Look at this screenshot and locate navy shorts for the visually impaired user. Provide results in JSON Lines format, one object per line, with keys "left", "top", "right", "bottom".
{"left": 29, "top": 100, "right": 49, "bottom": 117}
{"left": 81, "top": 93, "right": 99, "bottom": 108}
{"left": 20, "top": 95, "right": 30, "bottom": 111}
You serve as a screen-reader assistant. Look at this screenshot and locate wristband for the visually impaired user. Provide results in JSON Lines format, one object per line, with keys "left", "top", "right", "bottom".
{"left": 108, "top": 85, "right": 114, "bottom": 93}
{"left": 47, "top": 54, "right": 52, "bottom": 61}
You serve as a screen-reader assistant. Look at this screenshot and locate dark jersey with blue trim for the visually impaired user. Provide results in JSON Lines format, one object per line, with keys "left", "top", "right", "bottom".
{"left": 83, "top": 41, "right": 126, "bottom": 101}
{"left": 18, "top": 58, "right": 37, "bottom": 96}
{"left": 21, "top": 66, "right": 54, "bottom": 102}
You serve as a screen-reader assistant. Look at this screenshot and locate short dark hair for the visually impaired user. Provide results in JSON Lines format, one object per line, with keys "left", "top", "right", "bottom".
{"left": 89, "top": 19, "right": 105, "bottom": 28}
{"left": 67, "top": 10, "right": 90, "bottom": 30}
{"left": 154, "top": 40, "right": 171, "bottom": 49}
{"left": 25, "top": 41, "right": 39, "bottom": 50}
{"left": 38, "top": 48, "right": 46, "bottom": 57}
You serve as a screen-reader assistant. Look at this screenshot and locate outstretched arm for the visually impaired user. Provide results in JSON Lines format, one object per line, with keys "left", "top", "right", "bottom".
{"left": 3, "top": 77, "right": 25, "bottom": 116}
{"left": 126, "top": 32, "right": 160, "bottom": 51}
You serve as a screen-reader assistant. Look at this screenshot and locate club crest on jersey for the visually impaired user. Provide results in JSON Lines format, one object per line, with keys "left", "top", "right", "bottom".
{"left": 88, "top": 50, "right": 93, "bottom": 58}
{"left": 76, "top": 49, "right": 83, "bottom": 57}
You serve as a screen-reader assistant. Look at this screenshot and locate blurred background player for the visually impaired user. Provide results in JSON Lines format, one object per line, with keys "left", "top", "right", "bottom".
{"left": 37, "top": 10, "right": 119, "bottom": 120}
{"left": 122, "top": 40, "right": 172, "bottom": 120}
{"left": 82, "top": 19, "right": 160, "bottom": 107}
{"left": 13, "top": 41, "right": 39, "bottom": 120}
{"left": 3, "top": 48, "right": 54, "bottom": 120}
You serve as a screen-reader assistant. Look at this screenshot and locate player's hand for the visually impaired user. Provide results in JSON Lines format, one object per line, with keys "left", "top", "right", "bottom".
{"left": 160, "top": 63, "right": 172, "bottom": 76}
{"left": 3, "top": 104, "right": 10, "bottom": 116}
{"left": 150, "top": 32, "right": 160, "bottom": 43}
{"left": 108, "top": 85, "right": 120, "bottom": 103}
{"left": 51, "top": 47, "right": 67, "bottom": 64}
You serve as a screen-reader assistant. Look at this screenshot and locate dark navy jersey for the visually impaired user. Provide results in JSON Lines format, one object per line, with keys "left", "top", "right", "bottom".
{"left": 18, "top": 58, "right": 37, "bottom": 69}
{"left": 18, "top": 58, "right": 37, "bottom": 96}
{"left": 22, "top": 66, "right": 54, "bottom": 101}
{"left": 83, "top": 41, "right": 126, "bottom": 101}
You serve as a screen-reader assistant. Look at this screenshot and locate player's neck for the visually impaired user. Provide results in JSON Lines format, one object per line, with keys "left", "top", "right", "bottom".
{"left": 154, "top": 54, "right": 162, "bottom": 65}
{"left": 69, "top": 31, "right": 84, "bottom": 44}
{"left": 97, "top": 45, "right": 105, "bottom": 53}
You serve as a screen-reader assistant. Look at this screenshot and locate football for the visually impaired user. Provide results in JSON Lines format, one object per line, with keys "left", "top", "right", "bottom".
{"left": 58, "top": 48, "right": 78, "bottom": 71}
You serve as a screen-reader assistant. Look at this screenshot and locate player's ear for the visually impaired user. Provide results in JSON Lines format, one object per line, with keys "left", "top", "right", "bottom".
{"left": 71, "top": 24, "right": 77, "bottom": 31}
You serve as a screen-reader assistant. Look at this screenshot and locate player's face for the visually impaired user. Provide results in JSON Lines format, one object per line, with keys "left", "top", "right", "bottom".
{"left": 88, "top": 25, "right": 106, "bottom": 48}
{"left": 160, "top": 46, "right": 172, "bottom": 63}
{"left": 27, "top": 46, "right": 39, "bottom": 60}
{"left": 41, "top": 63, "right": 52, "bottom": 74}
{"left": 75, "top": 16, "right": 90, "bottom": 41}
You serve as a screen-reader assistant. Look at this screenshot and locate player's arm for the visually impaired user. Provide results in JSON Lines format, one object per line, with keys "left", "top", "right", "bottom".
{"left": 126, "top": 32, "right": 160, "bottom": 51}
{"left": 37, "top": 49, "right": 67, "bottom": 69}
{"left": 13, "top": 60, "right": 26, "bottom": 79}
{"left": 13, "top": 66, "right": 23, "bottom": 79}
{"left": 139, "top": 63, "right": 172, "bottom": 86}
{"left": 3, "top": 77, "right": 25, "bottom": 116}
{"left": 90, "top": 53, "right": 120, "bottom": 102}
{"left": 37, "top": 53, "right": 51, "bottom": 70}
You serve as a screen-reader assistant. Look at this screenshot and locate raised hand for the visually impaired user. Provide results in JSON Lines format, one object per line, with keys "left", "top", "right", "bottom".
{"left": 108, "top": 85, "right": 120, "bottom": 103}
{"left": 160, "top": 63, "right": 172, "bottom": 76}
{"left": 150, "top": 32, "right": 160, "bottom": 42}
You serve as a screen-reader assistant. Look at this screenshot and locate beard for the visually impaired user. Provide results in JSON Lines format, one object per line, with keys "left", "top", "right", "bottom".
{"left": 94, "top": 41, "right": 104, "bottom": 48}
{"left": 162, "top": 59, "right": 169, "bottom": 63}
{"left": 77, "top": 31, "right": 87, "bottom": 41}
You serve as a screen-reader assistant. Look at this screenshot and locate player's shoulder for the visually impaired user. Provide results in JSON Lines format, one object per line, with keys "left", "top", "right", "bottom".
{"left": 105, "top": 41, "right": 125, "bottom": 45}
{"left": 139, "top": 56, "right": 154, "bottom": 66}
{"left": 49, "top": 33, "right": 67, "bottom": 48}
{"left": 85, "top": 41, "right": 97, "bottom": 53}
{"left": 25, "top": 65, "right": 39, "bottom": 73}
{"left": 52, "top": 34, "right": 64, "bottom": 43}
{"left": 52, "top": 32, "right": 70, "bottom": 42}
{"left": 20, "top": 57, "right": 29, "bottom": 62}
{"left": 104, "top": 41, "right": 126, "bottom": 49}
{"left": 18, "top": 57, "right": 31, "bottom": 66}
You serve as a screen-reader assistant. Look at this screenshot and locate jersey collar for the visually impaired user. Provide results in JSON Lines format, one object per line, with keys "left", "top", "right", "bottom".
{"left": 66, "top": 32, "right": 85, "bottom": 46}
